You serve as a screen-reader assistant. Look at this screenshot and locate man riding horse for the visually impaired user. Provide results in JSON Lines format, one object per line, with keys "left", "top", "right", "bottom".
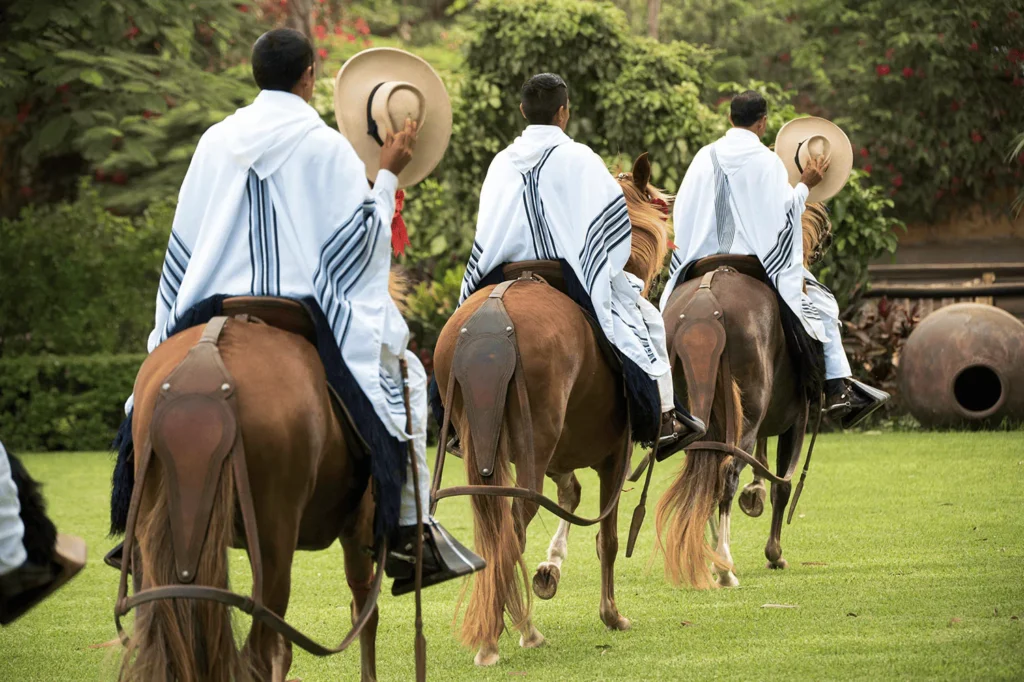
{"left": 454, "top": 72, "right": 706, "bottom": 455}
{"left": 107, "top": 28, "right": 483, "bottom": 594}
{"left": 665, "top": 90, "right": 889, "bottom": 427}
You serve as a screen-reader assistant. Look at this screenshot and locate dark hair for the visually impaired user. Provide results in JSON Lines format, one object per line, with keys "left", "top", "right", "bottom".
{"left": 251, "top": 28, "right": 314, "bottom": 92}
{"left": 521, "top": 73, "right": 569, "bottom": 125}
{"left": 730, "top": 90, "right": 768, "bottom": 127}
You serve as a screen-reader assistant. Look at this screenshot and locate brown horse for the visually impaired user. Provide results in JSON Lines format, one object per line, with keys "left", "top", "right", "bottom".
{"left": 431, "top": 153, "right": 670, "bottom": 667}
{"left": 655, "top": 205, "right": 829, "bottom": 590}
{"left": 118, "top": 313, "right": 379, "bottom": 682}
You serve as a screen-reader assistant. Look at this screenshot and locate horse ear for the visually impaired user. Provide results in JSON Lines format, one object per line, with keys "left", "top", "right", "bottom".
{"left": 632, "top": 152, "right": 651, "bottom": 191}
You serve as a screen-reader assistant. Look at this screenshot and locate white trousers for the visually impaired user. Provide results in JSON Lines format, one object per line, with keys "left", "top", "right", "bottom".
{"left": 0, "top": 441, "right": 27, "bottom": 576}
{"left": 636, "top": 295, "right": 676, "bottom": 412}
{"left": 804, "top": 271, "right": 852, "bottom": 380}
{"left": 398, "top": 351, "right": 432, "bottom": 526}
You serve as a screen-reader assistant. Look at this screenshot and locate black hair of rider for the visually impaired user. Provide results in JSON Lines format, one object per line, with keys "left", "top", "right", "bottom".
{"left": 252, "top": 28, "right": 314, "bottom": 92}
{"left": 521, "top": 73, "right": 569, "bottom": 126}
{"left": 730, "top": 90, "right": 768, "bottom": 128}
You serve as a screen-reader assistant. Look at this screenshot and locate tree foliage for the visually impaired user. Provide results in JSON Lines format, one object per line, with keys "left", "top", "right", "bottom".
{"left": 0, "top": 0, "right": 261, "bottom": 215}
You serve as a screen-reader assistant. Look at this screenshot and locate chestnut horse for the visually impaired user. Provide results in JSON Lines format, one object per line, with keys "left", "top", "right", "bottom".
{"left": 655, "top": 204, "right": 830, "bottom": 590}
{"left": 117, "top": 315, "right": 380, "bottom": 682}
{"left": 431, "top": 154, "right": 670, "bottom": 667}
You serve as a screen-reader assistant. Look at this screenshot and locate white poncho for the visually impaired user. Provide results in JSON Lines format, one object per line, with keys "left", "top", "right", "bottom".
{"left": 661, "top": 127, "right": 828, "bottom": 342}
{"left": 138, "top": 89, "right": 412, "bottom": 440}
{"left": 461, "top": 125, "right": 668, "bottom": 379}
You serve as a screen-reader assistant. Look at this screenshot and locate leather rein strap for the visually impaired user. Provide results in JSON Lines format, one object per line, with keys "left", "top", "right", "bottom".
{"left": 431, "top": 274, "right": 638, "bottom": 528}
{"left": 115, "top": 316, "right": 385, "bottom": 658}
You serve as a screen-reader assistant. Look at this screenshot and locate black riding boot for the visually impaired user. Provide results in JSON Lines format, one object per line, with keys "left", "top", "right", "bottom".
{"left": 655, "top": 408, "right": 707, "bottom": 461}
{"left": 824, "top": 378, "right": 890, "bottom": 429}
{"left": 385, "top": 520, "right": 485, "bottom": 596}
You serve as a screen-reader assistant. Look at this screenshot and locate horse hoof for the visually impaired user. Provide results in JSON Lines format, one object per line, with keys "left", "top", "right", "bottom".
{"left": 519, "top": 630, "right": 546, "bottom": 649}
{"left": 738, "top": 484, "right": 765, "bottom": 517}
{"left": 765, "top": 559, "right": 788, "bottom": 570}
{"left": 532, "top": 564, "right": 560, "bottom": 600}
{"left": 604, "top": 615, "right": 632, "bottom": 631}
{"left": 474, "top": 648, "right": 500, "bottom": 667}
{"left": 716, "top": 572, "right": 740, "bottom": 588}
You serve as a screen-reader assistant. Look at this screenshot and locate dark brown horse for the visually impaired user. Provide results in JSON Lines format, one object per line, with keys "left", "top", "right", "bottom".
{"left": 432, "top": 154, "right": 670, "bottom": 666}
{"left": 655, "top": 207, "right": 829, "bottom": 590}
{"left": 118, "top": 313, "right": 379, "bottom": 682}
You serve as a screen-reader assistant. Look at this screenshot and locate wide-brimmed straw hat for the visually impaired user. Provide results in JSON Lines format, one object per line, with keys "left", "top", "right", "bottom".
{"left": 775, "top": 116, "right": 853, "bottom": 202}
{"left": 334, "top": 48, "right": 451, "bottom": 188}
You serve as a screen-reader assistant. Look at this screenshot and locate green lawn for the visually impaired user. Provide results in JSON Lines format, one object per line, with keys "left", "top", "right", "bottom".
{"left": 1, "top": 433, "right": 1022, "bottom": 680}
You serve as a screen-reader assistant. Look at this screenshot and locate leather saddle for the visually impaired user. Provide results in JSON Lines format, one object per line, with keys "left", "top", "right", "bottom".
{"left": 680, "top": 254, "right": 766, "bottom": 284}
{"left": 220, "top": 296, "right": 367, "bottom": 452}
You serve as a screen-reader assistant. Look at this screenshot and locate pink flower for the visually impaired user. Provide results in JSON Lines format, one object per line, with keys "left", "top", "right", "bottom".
{"left": 902, "top": 66, "right": 914, "bottom": 78}
{"left": 317, "top": 47, "right": 328, "bottom": 59}
{"left": 860, "top": 147, "right": 869, "bottom": 158}
{"left": 892, "top": 174, "right": 903, "bottom": 188}
{"left": 971, "top": 20, "right": 979, "bottom": 29}
{"left": 969, "top": 41, "right": 978, "bottom": 51}
{"left": 970, "top": 130, "right": 983, "bottom": 143}
{"left": 125, "top": 24, "right": 139, "bottom": 39}
{"left": 876, "top": 64, "right": 891, "bottom": 76}
{"left": 314, "top": 24, "right": 327, "bottom": 40}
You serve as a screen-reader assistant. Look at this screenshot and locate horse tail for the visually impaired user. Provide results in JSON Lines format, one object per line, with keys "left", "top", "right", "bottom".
{"left": 120, "top": 449, "right": 249, "bottom": 681}
{"left": 655, "top": 365, "right": 741, "bottom": 590}
{"left": 457, "top": 417, "right": 530, "bottom": 650}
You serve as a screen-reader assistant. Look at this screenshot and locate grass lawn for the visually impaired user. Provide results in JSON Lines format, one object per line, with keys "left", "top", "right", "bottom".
{"left": 1, "top": 432, "right": 1022, "bottom": 680}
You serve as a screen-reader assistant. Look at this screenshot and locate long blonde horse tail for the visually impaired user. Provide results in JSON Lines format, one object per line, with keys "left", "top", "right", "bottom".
{"left": 457, "top": 419, "right": 530, "bottom": 650}
{"left": 119, "top": 457, "right": 250, "bottom": 682}
{"left": 655, "top": 378, "right": 742, "bottom": 590}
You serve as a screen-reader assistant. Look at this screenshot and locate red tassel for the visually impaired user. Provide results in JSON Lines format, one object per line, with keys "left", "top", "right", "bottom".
{"left": 391, "top": 189, "right": 410, "bottom": 256}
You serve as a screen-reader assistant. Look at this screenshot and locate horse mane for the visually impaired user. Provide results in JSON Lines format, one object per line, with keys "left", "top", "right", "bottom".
{"left": 617, "top": 176, "right": 673, "bottom": 297}
{"left": 801, "top": 203, "right": 832, "bottom": 268}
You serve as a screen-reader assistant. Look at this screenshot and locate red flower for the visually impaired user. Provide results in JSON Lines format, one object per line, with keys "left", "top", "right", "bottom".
{"left": 940, "top": 140, "right": 949, "bottom": 148}
{"left": 317, "top": 47, "right": 328, "bottom": 59}
{"left": 362, "top": 38, "right": 373, "bottom": 48}
{"left": 112, "top": 171, "right": 127, "bottom": 185}
{"left": 876, "top": 64, "right": 891, "bottom": 76}
{"left": 892, "top": 174, "right": 903, "bottom": 188}
{"left": 345, "top": 33, "right": 356, "bottom": 43}
{"left": 142, "top": 110, "right": 153, "bottom": 119}
{"left": 334, "top": 25, "right": 344, "bottom": 35}
{"left": 832, "top": 27, "right": 840, "bottom": 35}
{"left": 19, "top": 185, "right": 33, "bottom": 198}
{"left": 886, "top": 163, "right": 895, "bottom": 172}
{"left": 971, "top": 130, "right": 983, "bottom": 143}
{"left": 951, "top": 176, "right": 961, "bottom": 185}
{"left": 779, "top": 52, "right": 791, "bottom": 63}
{"left": 902, "top": 66, "right": 914, "bottom": 78}
{"left": 1010, "top": 11, "right": 1021, "bottom": 21}
{"left": 355, "top": 17, "right": 370, "bottom": 35}
{"left": 971, "top": 20, "right": 979, "bottom": 29}
{"left": 236, "top": 3, "right": 249, "bottom": 12}
{"left": 314, "top": 24, "right": 327, "bottom": 40}
{"left": 863, "top": 164, "right": 873, "bottom": 174}
{"left": 860, "top": 147, "right": 869, "bottom": 158}
{"left": 935, "top": 189, "right": 944, "bottom": 199}
{"left": 56, "top": 83, "right": 70, "bottom": 93}
{"left": 950, "top": 100, "right": 960, "bottom": 111}
{"left": 125, "top": 24, "right": 139, "bottom": 39}
{"left": 1014, "top": 77, "right": 1024, "bottom": 87}
{"left": 95, "top": 168, "right": 107, "bottom": 182}
{"left": 969, "top": 41, "right": 978, "bottom": 51}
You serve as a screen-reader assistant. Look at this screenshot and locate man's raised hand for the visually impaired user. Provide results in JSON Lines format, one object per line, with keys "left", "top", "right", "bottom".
{"left": 380, "top": 118, "right": 418, "bottom": 176}
{"left": 800, "top": 154, "right": 831, "bottom": 189}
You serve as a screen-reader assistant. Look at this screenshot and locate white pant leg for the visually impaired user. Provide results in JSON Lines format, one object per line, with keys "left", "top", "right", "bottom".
{"left": 636, "top": 295, "right": 675, "bottom": 412}
{"left": 804, "top": 272, "right": 852, "bottom": 380}
{"left": 398, "top": 351, "right": 432, "bottom": 526}
{"left": 0, "top": 441, "right": 27, "bottom": 576}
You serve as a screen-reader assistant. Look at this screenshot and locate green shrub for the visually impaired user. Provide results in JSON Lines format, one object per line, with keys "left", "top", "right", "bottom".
{"left": 0, "top": 354, "right": 143, "bottom": 452}
{"left": 0, "top": 181, "right": 169, "bottom": 357}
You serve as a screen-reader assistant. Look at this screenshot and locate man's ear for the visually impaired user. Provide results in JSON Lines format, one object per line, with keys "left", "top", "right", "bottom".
{"left": 632, "top": 152, "right": 652, "bottom": 192}
{"left": 520, "top": 103, "right": 527, "bottom": 120}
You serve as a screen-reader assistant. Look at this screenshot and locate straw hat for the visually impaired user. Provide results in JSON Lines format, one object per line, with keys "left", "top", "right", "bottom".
{"left": 334, "top": 48, "right": 452, "bottom": 188}
{"left": 775, "top": 116, "right": 853, "bottom": 202}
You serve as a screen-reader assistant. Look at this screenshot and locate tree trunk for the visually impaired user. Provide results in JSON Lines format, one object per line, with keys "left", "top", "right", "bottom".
{"left": 287, "top": 0, "right": 321, "bottom": 70}
{"left": 647, "top": 0, "right": 661, "bottom": 40}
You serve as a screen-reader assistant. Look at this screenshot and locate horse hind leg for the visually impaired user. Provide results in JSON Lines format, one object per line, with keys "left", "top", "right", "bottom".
{"left": 532, "top": 472, "right": 581, "bottom": 601}
{"left": 243, "top": 537, "right": 296, "bottom": 681}
{"left": 711, "top": 458, "right": 744, "bottom": 588}
{"left": 765, "top": 420, "right": 806, "bottom": 570}
{"left": 739, "top": 438, "right": 769, "bottom": 517}
{"left": 597, "top": 445, "right": 630, "bottom": 631}
{"left": 514, "top": 472, "right": 545, "bottom": 650}
{"left": 341, "top": 486, "right": 378, "bottom": 682}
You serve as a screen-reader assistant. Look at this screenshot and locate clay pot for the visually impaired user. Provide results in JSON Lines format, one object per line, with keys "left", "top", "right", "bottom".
{"left": 899, "top": 303, "right": 1024, "bottom": 428}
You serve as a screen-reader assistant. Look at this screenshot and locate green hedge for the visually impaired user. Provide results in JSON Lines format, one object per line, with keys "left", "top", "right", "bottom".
{"left": 0, "top": 354, "right": 143, "bottom": 452}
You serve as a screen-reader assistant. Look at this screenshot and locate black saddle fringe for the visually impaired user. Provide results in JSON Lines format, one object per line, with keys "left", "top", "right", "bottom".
{"left": 5, "top": 449, "right": 58, "bottom": 566}
{"left": 775, "top": 292, "right": 826, "bottom": 402}
{"left": 435, "top": 262, "right": 661, "bottom": 447}
{"left": 109, "top": 295, "right": 405, "bottom": 544}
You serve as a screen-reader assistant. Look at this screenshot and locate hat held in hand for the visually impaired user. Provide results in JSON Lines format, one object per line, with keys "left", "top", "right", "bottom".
{"left": 775, "top": 116, "right": 853, "bottom": 202}
{"left": 334, "top": 48, "right": 452, "bottom": 188}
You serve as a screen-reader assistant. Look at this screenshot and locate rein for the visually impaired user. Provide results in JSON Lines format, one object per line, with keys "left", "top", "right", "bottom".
{"left": 430, "top": 276, "right": 650, "bottom": 534}
{"left": 115, "top": 316, "right": 386, "bottom": 659}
